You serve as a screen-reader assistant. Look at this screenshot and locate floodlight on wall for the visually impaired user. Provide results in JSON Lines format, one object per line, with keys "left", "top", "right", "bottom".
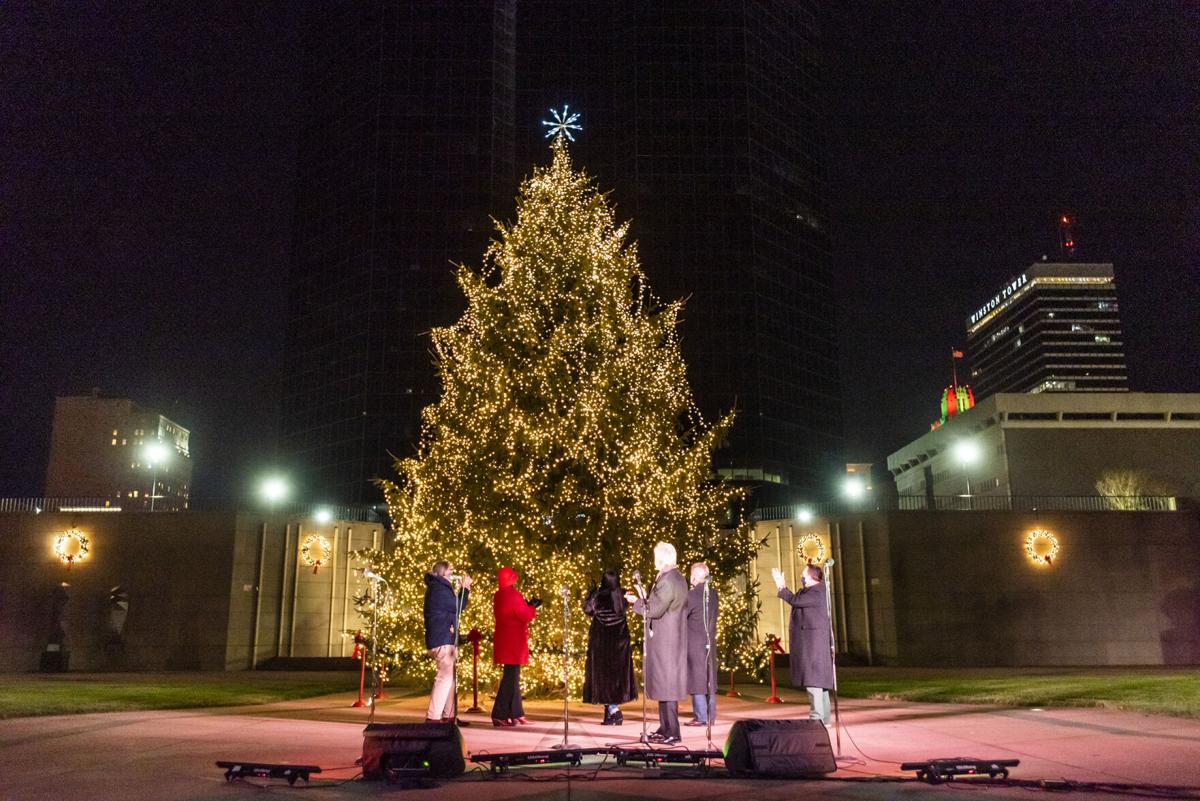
{"left": 313, "top": 508, "right": 333, "bottom": 524}
{"left": 1025, "top": 529, "right": 1059, "bottom": 566}
{"left": 795, "top": 508, "right": 814, "bottom": 524}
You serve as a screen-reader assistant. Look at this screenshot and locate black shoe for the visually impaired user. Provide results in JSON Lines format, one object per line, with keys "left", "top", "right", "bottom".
{"left": 601, "top": 708, "right": 613, "bottom": 725}
{"left": 647, "top": 732, "right": 678, "bottom": 745}
{"left": 611, "top": 711, "right": 623, "bottom": 725}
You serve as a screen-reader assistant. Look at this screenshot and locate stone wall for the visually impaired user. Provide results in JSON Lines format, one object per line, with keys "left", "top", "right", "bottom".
{"left": 755, "top": 509, "right": 1200, "bottom": 666}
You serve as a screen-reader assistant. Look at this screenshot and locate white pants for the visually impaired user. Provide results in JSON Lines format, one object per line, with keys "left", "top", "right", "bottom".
{"left": 426, "top": 645, "right": 457, "bottom": 720}
{"left": 806, "top": 687, "right": 831, "bottom": 725}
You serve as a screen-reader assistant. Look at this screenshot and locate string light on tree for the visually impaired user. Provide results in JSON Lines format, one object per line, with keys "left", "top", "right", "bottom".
{"left": 1025, "top": 529, "right": 1059, "bottom": 566}
{"left": 301, "top": 534, "right": 332, "bottom": 573}
{"left": 54, "top": 529, "right": 90, "bottom": 569}
{"left": 355, "top": 131, "right": 763, "bottom": 694}
{"left": 796, "top": 533, "right": 825, "bottom": 565}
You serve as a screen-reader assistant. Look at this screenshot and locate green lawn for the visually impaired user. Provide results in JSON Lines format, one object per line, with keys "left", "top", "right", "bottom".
{"left": 834, "top": 667, "right": 1200, "bottom": 718}
{"left": 0, "top": 672, "right": 363, "bottom": 719}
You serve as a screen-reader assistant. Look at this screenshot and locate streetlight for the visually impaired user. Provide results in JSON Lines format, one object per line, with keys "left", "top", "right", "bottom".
{"left": 260, "top": 475, "right": 290, "bottom": 508}
{"left": 795, "top": 507, "right": 814, "bottom": 524}
{"left": 314, "top": 507, "right": 333, "bottom": 525}
{"left": 842, "top": 476, "right": 866, "bottom": 501}
{"left": 951, "top": 439, "right": 981, "bottom": 508}
{"left": 143, "top": 441, "right": 170, "bottom": 511}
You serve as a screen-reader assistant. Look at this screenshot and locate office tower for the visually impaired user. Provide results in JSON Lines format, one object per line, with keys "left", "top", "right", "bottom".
{"left": 517, "top": 1, "right": 842, "bottom": 500}
{"left": 281, "top": 2, "right": 517, "bottom": 503}
{"left": 966, "top": 262, "right": 1128, "bottom": 398}
{"left": 44, "top": 391, "right": 192, "bottom": 510}
{"left": 286, "top": 1, "right": 840, "bottom": 504}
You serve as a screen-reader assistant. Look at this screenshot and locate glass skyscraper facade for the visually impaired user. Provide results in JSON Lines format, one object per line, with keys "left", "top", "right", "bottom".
{"left": 966, "top": 262, "right": 1129, "bottom": 399}
{"left": 284, "top": 1, "right": 841, "bottom": 504}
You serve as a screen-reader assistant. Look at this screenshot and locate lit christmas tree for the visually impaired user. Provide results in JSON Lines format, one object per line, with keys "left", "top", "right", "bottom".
{"left": 360, "top": 134, "right": 762, "bottom": 694}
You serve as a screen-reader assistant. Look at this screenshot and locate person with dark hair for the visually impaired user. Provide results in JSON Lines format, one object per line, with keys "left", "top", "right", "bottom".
{"left": 772, "top": 564, "right": 834, "bottom": 726}
{"left": 491, "top": 566, "right": 540, "bottom": 726}
{"left": 582, "top": 569, "right": 636, "bottom": 724}
{"left": 423, "top": 560, "right": 472, "bottom": 723}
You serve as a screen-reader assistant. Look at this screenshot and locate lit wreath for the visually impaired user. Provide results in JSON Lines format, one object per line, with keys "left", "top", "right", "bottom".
{"left": 54, "top": 529, "right": 90, "bottom": 569}
{"left": 301, "top": 534, "right": 332, "bottom": 573}
{"left": 796, "top": 533, "right": 825, "bottom": 565}
{"left": 1025, "top": 529, "right": 1059, "bottom": 566}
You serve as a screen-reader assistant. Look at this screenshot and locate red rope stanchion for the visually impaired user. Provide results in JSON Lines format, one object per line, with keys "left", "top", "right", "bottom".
{"left": 351, "top": 630, "right": 367, "bottom": 708}
{"left": 726, "top": 669, "right": 740, "bottom": 698}
{"left": 465, "top": 628, "right": 483, "bottom": 712}
{"left": 766, "top": 634, "right": 786, "bottom": 704}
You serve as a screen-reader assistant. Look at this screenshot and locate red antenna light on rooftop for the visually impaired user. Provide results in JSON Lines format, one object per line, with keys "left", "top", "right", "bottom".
{"left": 1058, "top": 213, "right": 1076, "bottom": 259}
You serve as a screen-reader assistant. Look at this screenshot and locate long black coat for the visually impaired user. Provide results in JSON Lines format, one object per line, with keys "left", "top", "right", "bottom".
{"left": 778, "top": 585, "right": 834, "bottom": 689}
{"left": 581, "top": 587, "right": 637, "bottom": 704}
{"left": 685, "top": 581, "right": 719, "bottom": 695}
{"left": 633, "top": 568, "right": 688, "bottom": 701}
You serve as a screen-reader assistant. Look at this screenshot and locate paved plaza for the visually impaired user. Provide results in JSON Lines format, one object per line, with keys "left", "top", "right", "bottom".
{"left": 3, "top": 681, "right": 1200, "bottom": 800}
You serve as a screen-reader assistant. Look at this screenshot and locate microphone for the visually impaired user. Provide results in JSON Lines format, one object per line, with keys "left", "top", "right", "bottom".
{"left": 363, "top": 567, "right": 388, "bottom": 584}
{"left": 823, "top": 558, "right": 835, "bottom": 569}
{"left": 447, "top": 574, "right": 464, "bottom": 581}
{"left": 631, "top": 569, "right": 647, "bottom": 600}
{"left": 560, "top": 585, "right": 569, "bottom": 598}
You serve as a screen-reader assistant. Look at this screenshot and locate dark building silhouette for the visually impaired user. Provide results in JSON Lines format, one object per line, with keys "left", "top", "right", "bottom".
{"left": 282, "top": 2, "right": 516, "bottom": 503}
{"left": 284, "top": 1, "right": 841, "bottom": 504}
{"left": 966, "top": 262, "right": 1129, "bottom": 399}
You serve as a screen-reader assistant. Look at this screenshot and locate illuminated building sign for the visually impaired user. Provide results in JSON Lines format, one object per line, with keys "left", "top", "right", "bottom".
{"left": 969, "top": 274, "right": 1028, "bottom": 325}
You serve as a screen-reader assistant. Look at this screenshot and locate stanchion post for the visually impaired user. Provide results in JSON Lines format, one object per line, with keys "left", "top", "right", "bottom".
{"left": 726, "top": 669, "right": 740, "bottom": 698}
{"left": 465, "top": 627, "right": 483, "bottom": 712}
{"left": 351, "top": 630, "right": 367, "bottom": 708}
{"left": 766, "top": 635, "right": 785, "bottom": 704}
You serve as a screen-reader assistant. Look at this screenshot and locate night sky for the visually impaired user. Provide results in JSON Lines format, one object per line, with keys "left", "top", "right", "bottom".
{"left": 3, "top": 2, "right": 1197, "bottom": 501}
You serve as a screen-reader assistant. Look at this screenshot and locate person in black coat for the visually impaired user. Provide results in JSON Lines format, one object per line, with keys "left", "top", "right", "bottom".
{"left": 423, "top": 560, "right": 471, "bottom": 722}
{"left": 582, "top": 569, "right": 636, "bottom": 724}
{"left": 684, "top": 562, "right": 719, "bottom": 726}
{"left": 772, "top": 564, "right": 834, "bottom": 725}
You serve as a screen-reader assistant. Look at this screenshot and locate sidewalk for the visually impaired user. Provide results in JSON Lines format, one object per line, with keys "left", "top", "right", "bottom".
{"left": 2, "top": 684, "right": 1199, "bottom": 800}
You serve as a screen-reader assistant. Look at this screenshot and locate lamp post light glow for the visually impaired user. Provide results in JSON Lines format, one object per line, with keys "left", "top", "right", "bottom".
{"left": 314, "top": 507, "right": 333, "bottom": 525}
{"left": 143, "top": 441, "right": 170, "bottom": 511}
{"left": 795, "top": 507, "right": 814, "bottom": 524}
{"left": 842, "top": 476, "right": 866, "bottom": 501}
{"left": 952, "top": 439, "right": 982, "bottom": 507}
{"left": 260, "top": 476, "right": 290, "bottom": 507}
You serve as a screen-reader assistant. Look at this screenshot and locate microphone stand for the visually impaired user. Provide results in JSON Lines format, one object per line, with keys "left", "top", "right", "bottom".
{"left": 364, "top": 572, "right": 389, "bottom": 726}
{"left": 552, "top": 585, "right": 577, "bottom": 750}
{"left": 451, "top": 577, "right": 469, "bottom": 727}
{"left": 634, "top": 574, "right": 651, "bottom": 745}
{"left": 823, "top": 558, "right": 841, "bottom": 756}
{"left": 702, "top": 577, "right": 715, "bottom": 749}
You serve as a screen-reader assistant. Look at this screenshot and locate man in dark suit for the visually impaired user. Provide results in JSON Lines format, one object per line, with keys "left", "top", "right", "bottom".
{"left": 772, "top": 564, "right": 834, "bottom": 725}
{"left": 684, "top": 562, "right": 719, "bottom": 727}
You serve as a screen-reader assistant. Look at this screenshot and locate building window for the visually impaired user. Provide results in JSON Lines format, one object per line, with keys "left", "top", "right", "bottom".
{"left": 111, "top": 438, "right": 117, "bottom": 446}
{"left": 1094, "top": 335, "right": 1111, "bottom": 343}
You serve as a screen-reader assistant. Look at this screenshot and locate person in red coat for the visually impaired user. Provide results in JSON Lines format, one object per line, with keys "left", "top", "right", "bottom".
{"left": 490, "top": 566, "right": 541, "bottom": 726}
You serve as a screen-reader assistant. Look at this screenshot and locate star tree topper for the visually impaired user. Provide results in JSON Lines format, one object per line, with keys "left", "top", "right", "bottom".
{"left": 542, "top": 105, "right": 582, "bottom": 142}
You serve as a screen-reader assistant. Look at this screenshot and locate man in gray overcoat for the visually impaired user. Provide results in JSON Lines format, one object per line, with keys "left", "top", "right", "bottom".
{"left": 772, "top": 563, "right": 834, "bottom": 725}
{"left": 685, "top": 562, "right": 719, "bottom": 727}
{"left": 628, "top": 541, "right": 688, "bottom": 743}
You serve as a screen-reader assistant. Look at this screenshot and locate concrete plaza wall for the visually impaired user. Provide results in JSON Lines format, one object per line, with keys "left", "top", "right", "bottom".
{"left": 754, "top": 509, "right": 1200, "bottom": 666}
{"left": 0, "top": 511, "right": 385, "bottom": 672}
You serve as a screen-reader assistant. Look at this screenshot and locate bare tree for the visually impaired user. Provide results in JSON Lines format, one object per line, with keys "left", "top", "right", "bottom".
{"left": 1096, "top": 470, "right": 1172, "bottom": 510}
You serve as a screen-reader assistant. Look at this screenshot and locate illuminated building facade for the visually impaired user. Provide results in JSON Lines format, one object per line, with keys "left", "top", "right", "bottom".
{"left": 966, "top": 262, "right": 1129, "bottom": 399}
{"left": 43, "top": 392, "right": 192, "bottom": 510}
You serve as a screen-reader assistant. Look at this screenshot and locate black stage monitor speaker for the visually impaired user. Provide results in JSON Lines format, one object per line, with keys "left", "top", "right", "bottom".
{"left": 362, "top": 722, "right": 467, "bottom": 780}
{"left": 724, "top": 719, "right": 836, "bottom": 777}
